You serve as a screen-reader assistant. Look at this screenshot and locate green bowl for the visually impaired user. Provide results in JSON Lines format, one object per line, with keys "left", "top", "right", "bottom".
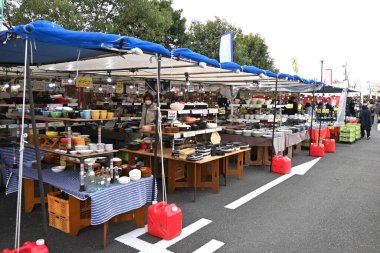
{"left": 51, "top": 111, "right": 62, "bottom": 118}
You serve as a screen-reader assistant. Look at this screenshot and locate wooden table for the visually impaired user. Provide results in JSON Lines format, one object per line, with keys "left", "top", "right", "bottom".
{"left": 119, "top": 147, "right": 249, "bottom": 201}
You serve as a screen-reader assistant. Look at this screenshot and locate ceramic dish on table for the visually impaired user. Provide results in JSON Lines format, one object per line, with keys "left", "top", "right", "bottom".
{"left": 119, "top": 176, "right": 131, "bottom": 184}
{"left": 51, "top": 166, "right": 65, "bottom": 173}
{"left": 78, "top": 150, "right": 93, "bottom": 155}
{"left": 234, "top": 130, "right": 243, "bottom": 135}
{"left": 242, "top": 130, "right": 252, "bottom": 137}
{"left": 252, "top": 131, "right": 265, "bottom": 137}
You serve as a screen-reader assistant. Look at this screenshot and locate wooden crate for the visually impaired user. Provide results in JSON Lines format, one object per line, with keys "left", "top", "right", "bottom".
{"left": 49, "top": 212, "right": 70, "bottom": 233}
{"left": 47, "top": 191, "right": 91, "bottom": 233}
{"left": 47, "top": 192, "right": 70, "bottom": 217}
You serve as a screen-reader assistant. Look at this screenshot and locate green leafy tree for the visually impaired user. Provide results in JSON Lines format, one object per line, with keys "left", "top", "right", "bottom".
{"left": 4, "top": 0, "right": 187, "bottom": 49}
{"left": 185, "top": 17, "right": 277, "bottom": 72}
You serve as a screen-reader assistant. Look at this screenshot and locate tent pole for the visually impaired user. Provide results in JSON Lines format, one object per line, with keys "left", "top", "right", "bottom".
{"left": 151, "top": 54, "right": 162, "bottom": 202}
{"left": 309, "top": 83, "right": 316, "bottom": 154}
{"left": 25, "top": 41, "right": 48, "bottom": 234}
{"left": 270, "top": 76, "right": 279, "bottom": 173}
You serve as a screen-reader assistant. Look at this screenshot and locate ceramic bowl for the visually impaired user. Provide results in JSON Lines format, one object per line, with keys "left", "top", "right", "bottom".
{"left": 119, "top": 176, "right": 131, "bottom": 184}
{"left": 75, "top": 145, "right": 88, "bottom": 151}
{"left": 170, "top": 102, "right": 185, "bottom": 111}
{"left": 69, "top": 150, "right": 78, "bottom": 155}
{"left": 50, "top": 111, "right": 62, "bottom": 118}
{"left": 46, "top": 131, "right": 58, "bottom": 137}
{"left": 79, "top": 150, "right": 93, "bottom": 154}
{"left": 42, "top": 111, "right": 51, "bottom": 117}
{"left": 51, "top": 166, "right": 65, "bottom": 173}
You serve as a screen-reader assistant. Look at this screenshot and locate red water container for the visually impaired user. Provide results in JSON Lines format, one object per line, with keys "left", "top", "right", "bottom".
{"left": 148, "top": 201, "right": 182, "bottom": 240}
{"left": 310, "top": 143, "right": 325, "bottom": 157}
{"left": 2, "top": 239, "right": 49, "bottom": 253}
{"left": 322, "top": 139, "right": 335, "bottom": 153}
{"left": 272, "top": 155, "right": 292, "bottom": 174}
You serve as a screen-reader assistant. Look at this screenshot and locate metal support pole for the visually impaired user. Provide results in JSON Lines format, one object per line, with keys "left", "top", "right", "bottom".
{"left": 318, "top": 60, "right": 324, "bottom": 144}
{"left": 309, "top": 83, "right": 316, "bottom": 155}
{"left": 26, "top": 41, "right": 48, "bottom": 234}
{"left": 151, "top": 54, "right": 162, "bottom": 202}
{"left": 270, "top": 76, "right": 279, "bottom": 173}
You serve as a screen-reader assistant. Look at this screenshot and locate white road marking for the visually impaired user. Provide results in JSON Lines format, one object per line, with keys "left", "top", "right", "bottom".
{"left": 192, "top": 239, "right": 225, "bottom": 253}
{"left": 154, "top": 218, "right": 212, "bottom": 249}
{"left": 225, "top": 174, "right": 294, "bottom": 210}
{"left": 292, "top": 157, "right": 322, "bottom": 175}
{"left": 225, "top": 158, "right": 321, "bottom": 210}
{"left": 115, "top": 218, "right": 214, "bottom": 253}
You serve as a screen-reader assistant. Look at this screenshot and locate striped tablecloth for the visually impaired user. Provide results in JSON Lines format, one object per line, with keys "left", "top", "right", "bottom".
{"left": 0, "top": 147, "right": 156, "bottom": 225}
{"left": 0, "top": 146, "right": 43, "bottom": 195}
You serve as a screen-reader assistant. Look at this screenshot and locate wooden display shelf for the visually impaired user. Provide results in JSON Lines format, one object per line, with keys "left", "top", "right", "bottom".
{"left": 26, "top": 144, "right": 118, "bottom": 158}
{"left": 9, "top": 113, "right": 116, "bottom": 122}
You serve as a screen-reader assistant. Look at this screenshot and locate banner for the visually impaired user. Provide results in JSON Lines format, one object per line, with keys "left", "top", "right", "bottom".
{"left": 219, "top": 32, "right": 233, "bottom": 62}
{"left": 324, "top": 69, "right": 332, "bottom": 85}
{"left": 116, "top": 81, "right": 124, "bottom": 94}
{"left": 75, "top": 76, "right": 93, "bottom": 88}
{"left": 336, "top": 80, "right": 349, "bottom": 124}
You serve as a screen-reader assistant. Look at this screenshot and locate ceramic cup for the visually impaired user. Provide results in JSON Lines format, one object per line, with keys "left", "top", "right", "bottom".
{"left": 88, "top": 143, "right": 97, "bottom": 151}
{"left": 83, "top": 110, "right": 92, "bottom": 119}
{"left": 105, "top": 144, "right": 113, "bottom": 151}
{"left": 80, "top": 111, "right": 85, "bottom": 118}
{"left": 91, "top": 110, "right": 100, "bottom": 120}
{"left": 100, "top": 110, "right": 107, "bottom": 119}
{"left": 97, "top": 143, "right": 105, "bottom": 150}
{"left": 107, "top": 112, "right": 114, "bottom": 119}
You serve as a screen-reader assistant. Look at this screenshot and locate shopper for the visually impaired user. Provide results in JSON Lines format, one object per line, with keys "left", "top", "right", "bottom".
{"left": 349, "top": 99, "right": 356, "bottom": 117}
{"left": 305, "top": 102, "right": 313, "bottom": 116}
{"left": 359, "top": 105, "right": 372, "bottom": 139}
{"left": 140, "top": 92, "right": 157, "bottom": 127}
{"left": 368, "top": 99, "right": 375, "bottom": 125}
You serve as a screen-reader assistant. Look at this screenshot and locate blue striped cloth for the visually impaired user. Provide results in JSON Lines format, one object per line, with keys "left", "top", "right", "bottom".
{"left": 1, "top": 147, "right": 156, "bottom": 225}
{"left": 0, "top": 146, "right": 43, "bottom": 195}
{"left": 18, "top": 166, "right": 155, "bottom": 225}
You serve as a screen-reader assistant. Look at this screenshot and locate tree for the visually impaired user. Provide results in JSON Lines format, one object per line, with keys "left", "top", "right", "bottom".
{"left": 185, "top": 17, "right": 242, "bottom": 60}
{"left": 4, "top": 0, "right": 187, "bottom": 49}
{"left": 185, "top": 17, "right": 277, "bottom": 72}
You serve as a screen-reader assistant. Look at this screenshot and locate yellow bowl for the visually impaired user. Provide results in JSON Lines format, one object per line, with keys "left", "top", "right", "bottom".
{"left": 46, "top": 131, "right": 58, "bottom": 137}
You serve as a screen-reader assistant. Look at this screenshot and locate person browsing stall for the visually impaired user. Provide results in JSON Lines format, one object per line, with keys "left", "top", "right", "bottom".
{"left": 359, "top": 105, "right": 372, "bottom": 140}
{"left": 140, "top": 92, "right": 157, "bottom": 128}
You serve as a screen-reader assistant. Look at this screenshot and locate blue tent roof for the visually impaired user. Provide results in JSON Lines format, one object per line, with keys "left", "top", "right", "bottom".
{"left": 171, "top": 48, "right": 220, "bottom": 68}
{"left": 0, "top": 20, "right": 170, "bottom": 65}
{"left": 0, "top": 20, "right": 317, "bottom": 86}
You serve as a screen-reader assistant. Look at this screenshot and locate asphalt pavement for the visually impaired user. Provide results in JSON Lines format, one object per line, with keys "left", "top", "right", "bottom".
{"left": 0, "top": 128, "right": 379, "bottom": 253}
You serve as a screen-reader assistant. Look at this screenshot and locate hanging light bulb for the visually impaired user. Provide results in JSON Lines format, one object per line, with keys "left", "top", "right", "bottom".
{"left": 186, "top": 81, "right": 190, "bottom": 86}
{"left": 4, "top": 84, "right": 10, "bottom": 89}
{"left": 107, "top": 71, "right": 112, "bottom": 83}
{"left": 99, "top": 87, "right": 103, "bottom": 91}
{"left": 129, "top": 85, "right": 133, "bottom": 89}
{"left": 112, "top": 85, "right": 115, "bottom": 89}
{"left": 185, "top": 72, "right": 190, "bottom": 86}
{"left": 68, "top": 74, "right": 73, "bottom": 84}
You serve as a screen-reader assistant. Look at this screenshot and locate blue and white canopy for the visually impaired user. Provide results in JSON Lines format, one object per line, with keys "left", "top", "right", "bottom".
{"left": 0, "top": 20, "right": 322, "bottom": 90}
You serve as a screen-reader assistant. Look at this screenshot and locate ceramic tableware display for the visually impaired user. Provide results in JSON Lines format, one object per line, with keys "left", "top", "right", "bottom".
{"left": 107, "top": 112, "right": 114, "bottom": 119}
{"left": 105, "top": 144, "right": 113, "bottom": 151}
{"left": 100, "top": 110, "right": 107, "bottom": 119}
{"left": 91, "top": 110, "right": 100, "bottom": 119}
{"left": 83, "top": 110, "right": 92, "bottom": 119}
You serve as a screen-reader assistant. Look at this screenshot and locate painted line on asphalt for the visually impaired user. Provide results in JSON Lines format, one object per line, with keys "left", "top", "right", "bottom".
{"left": 225, "top": 158, "right": 322, "bottom": 210}
{"left": 154, "top": 218, "right": 212, "bottom": 249}
{"left": 192, "top": 239, "right": 225, "bottom": 253}
{"left": 115, "top": 218, "right": 213, "bottom": 253}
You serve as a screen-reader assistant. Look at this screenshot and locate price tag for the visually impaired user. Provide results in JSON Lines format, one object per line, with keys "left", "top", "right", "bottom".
{"left": 322, "top": 109, "right": 330, "bottom": 114}
{"left": 167, "top": 110, "right": 177, "bottom": 120}
{"left": 215, "top": 127, "right": 222, "bottom": 131}
{"left": 134, "top": 103, "right": 141, "bottom": 106}
{"left": 173, "top": 133, "right": 181, "bottom": 139}
{"left": 191, "top": 109, "right": 203, "bottom": 114}
{"left": 0, "top": 125, "right": 6, "bottom": 129}
{"left": 183, "top": 131, "right": 195, "bottom": 137}
{"left": 208, "top": 108, "right": 219, "bottom": 114}
{"left": 218, "top": 109, "right": 226, "bottom": 115}
{"left": 205, "top": 129, "right": 214, "bottom": 133}
{"left": 67, "top": 103, "right": 78, "bottom": 107}
{"left": 122, "top": 102, "right": 132, "bottom": 106}
{"left": 229, "top": 104, "right": 240, "bottom": 107}
{"left": 8, "top": 124, "right": 18, "bottom": 129}
{"left": 286, "top": 104, "right": 294, "bottom": 109}
{"left": 178, "top": 110, "right": 191, "bottom": 115}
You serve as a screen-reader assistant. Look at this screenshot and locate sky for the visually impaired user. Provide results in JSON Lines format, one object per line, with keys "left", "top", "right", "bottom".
{"left": 172, "top": 0, "right": 379, "bottom": 85}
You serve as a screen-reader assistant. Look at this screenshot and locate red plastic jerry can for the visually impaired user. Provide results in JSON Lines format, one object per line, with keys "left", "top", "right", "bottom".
{"left": 310, "top": 143, "right": 325, "bottom": 157}
{"left": 322, "top": 139, "right": 335, "bottom": 153}
{"left": 272, "top": 155, "right": 292, "bottom": 174}
{"left": 2, "top": 239, "right": 49, "bottom": 253}
{"left": 148, "top": 201, "right": 182, "bottom": 240}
